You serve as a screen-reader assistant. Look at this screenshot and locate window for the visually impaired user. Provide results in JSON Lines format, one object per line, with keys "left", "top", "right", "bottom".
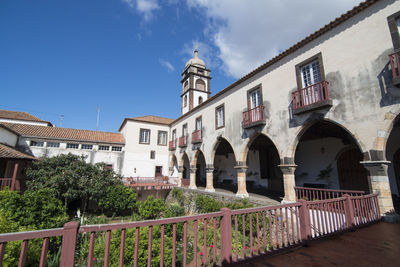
{"left": 215, "top": 104, "right": 225, "bottom": 129}
{"left": 46, "top": 142, "right": 59, "bottom": 148}
{"left": 295, "top": 53, "right": 325, "bottom": 90}
{"left": 184, "top": 95, "right": 188, "bottom": 107}
{"left": 104, "top": 164, "right": 113, "bottom": 169}
{"left": 150, "top": 150, "right": 155, "bottom": 159}
{"left": 66, "top": 143, "right": 79, "bottom": 149}
{"left": 172, "top": 129, "right": 176, "bottom": 140}
{"left": 249, "top": 87, "right": 262, "bottom": 109}
{"left": 195, "top": 117, "right": 202, "bottom": 131}
{"left": 99, "top": 145, "right": 110, "bottom": 151}
{"left": 195, "top": 79, "right": 206, "bottom": 91}
{"left": 30, "top": 140, "right": 44, "bottom": 147}
{"left": 81, "top": 144, "right": 93, "bottom": 150}
{"left": 198, "top": 96, "right": 203, "bottom": 104}
{"left": 139, "top": 129, "right": 150, "bottom": 144}
{"left": 112, "top": 146, "right": 122, "bottom": 152}
{"left": 387, "top": 11, "right": 400, "bottom": 50}
{"left": 157, "top": 131, "right": 167, "bottom": 145}
{"left": 182, "top": 124, "right": 188, "bottom": 136}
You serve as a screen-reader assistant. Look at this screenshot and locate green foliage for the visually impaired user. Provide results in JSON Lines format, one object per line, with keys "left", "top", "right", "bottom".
{"left": 171, "top": 188, "right": 184, "bottom": 205}
{"left": 98, "top": 185, "right": 137, "bottom": 216}
{"left": 194, "top": 195, "right": 223, "bottom": 213}
{"left": 138, "top": 196, "right": 166, "bottom": 220}
{"left": 25, "top": 153, "right": 122, "bottom": 213}
{"left": 0, "top": 188, "right": 68, "bottom": 230}
{"left": 226, "top": 199, "right": 254, "bottom": 210}
{"left": 165, "top": 203, "right": 185, "bottom": 218}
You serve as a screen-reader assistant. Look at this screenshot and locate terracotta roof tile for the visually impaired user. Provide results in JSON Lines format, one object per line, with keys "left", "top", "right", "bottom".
{"left": 0, "top": 123, "right": 125, "bottom": 144}
{"left": 119, "top": 115, "right": 174, "bottom": 131}
{"left": 0, "top": 109, "right": 50, "bottom": 124}
{"left": 0, "top": 144, "right": 36, "bottom": 160}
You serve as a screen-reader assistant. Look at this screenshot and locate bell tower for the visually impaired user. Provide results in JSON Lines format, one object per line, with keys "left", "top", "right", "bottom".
{"left": 181, "top": 50, "right": 211, "bottom": 115}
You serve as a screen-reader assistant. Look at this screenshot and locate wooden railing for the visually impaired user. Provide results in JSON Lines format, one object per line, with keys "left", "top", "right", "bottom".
{"left": 0, "top": 193, "right": 381, "bottom": 266}
{"left": 124, "top": 177, "right": 177, "bottom": 190}
{"left": 179, "top": 136, "right": 188, "bottom": 148}
{"left": 242, "top": 105, "right": 265, "bottom": 128}
{"left": 389, "top": 52, "right": 400, "bottom": 80}
{"left": 169, "top": 140, "right": 176, "bottom": 150}
{"left": 192, "top": 130, "right": 202, "bottom": 144}
{"left": 292, "top": 80, "right": 330, "bottom": 110}
{"left": 295, "top": 186, "right": 365, "bottom": 201}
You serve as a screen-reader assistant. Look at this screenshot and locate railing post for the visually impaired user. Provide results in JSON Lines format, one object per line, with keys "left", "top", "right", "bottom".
{"left": 343, "top": 194, "right": 355, "bottom": 229}
{"left": 60, "top": 221, "right": 79, "bottom": 267}
{"left": 220, "top": 208, "right": 232, "bottom": 265}
{"left": 10, "top": 162, "right": 18, "bottom": 192}
{"left": 298, "top": 199, "right": 311, "bottom": 243}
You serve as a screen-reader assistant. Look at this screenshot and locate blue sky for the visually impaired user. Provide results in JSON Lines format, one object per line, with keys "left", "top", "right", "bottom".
{"left": 1, "top": 0, "right": 362, "bottom": 132}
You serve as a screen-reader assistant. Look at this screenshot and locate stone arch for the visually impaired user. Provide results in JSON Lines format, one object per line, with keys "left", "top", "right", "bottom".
{"left": 195, "top": 79, "right": 206, "bottom": 91}
{"left": 191, "top": 149, "right": 207, "bottom": 188}
{"left": 210, "top": 136, "right": 237, "bottom": 164}
{"left": 239, "top": 132, "right": 282, "bottom": 164}
{"left": 287, "top": 116, "right": 367, "bottom": 159}
{"left": 179, "top": 152, "right": 190, "bottom": 180}
{"left": 377, "top": 108, "right": 400, "bottom": 156}
{"left": 169, "top": 153, "right": 178, "bottom": 176}
{"left": 198, "top": 96, "right": 203, "bottom": 104}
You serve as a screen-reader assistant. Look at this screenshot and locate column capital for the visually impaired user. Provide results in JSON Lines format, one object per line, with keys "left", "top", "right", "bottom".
{"left": 178, "top": 166, "right": 184, "bottom": 172}
{"left": 278, "top": 164, "right": 297, "bottom": 175}
{"left": 360, "top": 161, "right": 390, "bottom": 176}
{"left": 206, "top": 168, "right": 214, "bottom": 173}
{"left": 234, "top": 165, "right": 248, "bottom": 173}
{"left": 190, "top": 168, "right": 197, "bottom": 173}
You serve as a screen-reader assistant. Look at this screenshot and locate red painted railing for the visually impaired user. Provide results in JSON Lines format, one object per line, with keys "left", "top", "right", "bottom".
{"left": 181, "top": 178, "right": 190, "bottom": 187}
{"left": 124, "top": 177, "right": 177, "bottom": 190}
{"left": 295, "top": 186, "right": 365, "bottom": 201}
{"left": 179, "top": 136, "right": 188, "bottom": 147}
{"left": 192, "top": 130, "right": 202, "bottom": 144}
{"left": 292, "top": 80, "right": 330, "bottom": 110}
{"left": 389, "top": 52, "right": 400, "bottom": 80}
{"left": 169, "top": 140, "right": 176, "bottom": 150}
{"left": 0, "top": 193, "right": 381, "bottom": 266}
{"left": 242, "top": 105, "right": 265, "bottom": 128}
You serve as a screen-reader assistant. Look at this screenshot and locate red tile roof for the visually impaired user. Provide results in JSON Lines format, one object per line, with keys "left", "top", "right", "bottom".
{"left": 0, "top": 109, "right": 51, "bottom": 125}
{"left": 0, "top": 144, "right": 36, "bottom": 160}
{"left": 0, "top": 123, "right": 125, "bottom": 144}
{"left": 119, "top": 115, "right": 175, "bottom": 131}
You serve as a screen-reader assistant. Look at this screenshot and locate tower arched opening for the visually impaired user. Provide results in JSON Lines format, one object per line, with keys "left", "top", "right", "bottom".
{"left": 294, "top": 120, "right": 369, "bottom": 193}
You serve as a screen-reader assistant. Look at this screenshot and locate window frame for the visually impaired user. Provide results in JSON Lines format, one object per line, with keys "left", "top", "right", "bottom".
{"left": 195, "top": 116, "right": 202, "bottom": 131}
{"left": 30, "top": 140, "right": 44, "bottom": 147}
{"left": 112, "top": 146, "right": 122, "bottom": 152}
{"left": 66, "top": 143, "right": 79, "bottom": 149}
{"left": 81, "top": 144, "right": 93, "bottom": 150}
{"left": 150, "top": 150, "right": 156, "bottom": 159}
{"left": 182, "top": 123, "right": 188, "bottom": 137}
{"left": 295, "top": 52, "right": 325, "bottom": 90}
{"left": 98, "top": 145, "right": 110, "bottom": 151}
{"left": 157, "top": 130, "right": 168, "bottom": 146}
{"left": 139, "top": 128, "right": 151, "bottom": 144}
{"left": 215, "top": 103, "right": 225, "bottom": 129}
{"left": 46, "top": 141, "right": 60, "bottom": 148}
{"left": 247, "top": 84, "right": 263, "bottom": 110}
{"left": 388, "top": 11, "right": 400, "bottom": 51}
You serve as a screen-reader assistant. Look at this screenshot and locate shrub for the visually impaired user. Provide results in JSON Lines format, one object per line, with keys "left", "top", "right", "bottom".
{"left": 98, "top": 185, "right": 137, "bottom": 216}
{"left": 138, "top": 196, "right": 166, "bottom": 220}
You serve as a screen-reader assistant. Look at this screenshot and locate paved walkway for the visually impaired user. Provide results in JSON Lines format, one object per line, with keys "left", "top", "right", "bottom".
{"left": 241, "top": 222, "right": 400, "bottom": 267}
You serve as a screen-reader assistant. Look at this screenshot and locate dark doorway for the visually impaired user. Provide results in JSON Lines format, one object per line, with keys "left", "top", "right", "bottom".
{"left": 155, "top": 166, "right": 163, "bottom": 177}
{"left": 213, "top": 138, "right": 236, "bottom": 193}
{"left": 195, "top": 151, "right": 206, "bottom": 187}
{"left": 337, "top": 148, "right": 370, "bottom": 192}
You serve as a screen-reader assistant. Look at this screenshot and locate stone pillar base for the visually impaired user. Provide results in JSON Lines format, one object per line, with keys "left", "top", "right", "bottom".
{"left": 278, "top": 164, "right": 297, "bottom": 203}
{"left": 236, "top": 193, "right": 249, "bottom": 198}
{"left": 206, "top": 167, "right": 215, "bottom": 192}
{"left": 205, "top": 188, "right": 215, "bottom": 193}
{"left": 189, "top": 167, "right": 197, "bottom": 190}
{"left": 189, "top": 185, "right": 198, "bottom": 190}
{"left": 235, "top": 165, "right": 248, "bottom": 197}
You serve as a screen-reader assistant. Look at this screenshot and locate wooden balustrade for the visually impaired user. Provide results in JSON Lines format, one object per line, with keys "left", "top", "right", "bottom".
{"left": 191, "top": 130, "right": 202, "bottom": 144}
{"left": 292, "top": 80, "right": 330, "bottom": 110}
{"left": 389, "top": 52, "right": 400, "bottom": 81}
{"left": 179, "top": 136, "right": 188, "bottom": 147}
{"left": 242, "top": 105, "right": 265, "bottom": 128}
{"left": 0, "top": 193, "right": 381, "bottom": 266}
{"left": 295, "top": 186, "right": 365, "bottom": 201}
{"left": 169, "top": 140, "right": 176, "bottom": 150}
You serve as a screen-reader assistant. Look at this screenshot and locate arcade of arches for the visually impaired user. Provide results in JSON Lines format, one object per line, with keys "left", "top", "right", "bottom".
{"left": 169, "top": 118, "right": 399, "bottom": 213}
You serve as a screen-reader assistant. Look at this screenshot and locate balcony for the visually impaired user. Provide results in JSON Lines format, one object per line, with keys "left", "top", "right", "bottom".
{"left": 389, "top": 52, "right": 400, "bottom": 87}
{"left": 191, "top": 129, "right": 202, "bottom": 144}
{"left": 178, "top": 136, "right": 187, "bottom": 148}
{"left": 242, "top": 105, "right": 266, "bottom": 128}
{"left": 168, "top": 140, "right": 176, "bottom": 150}
{"left": 292, "top": 80, "right": 332, "bottom": 115}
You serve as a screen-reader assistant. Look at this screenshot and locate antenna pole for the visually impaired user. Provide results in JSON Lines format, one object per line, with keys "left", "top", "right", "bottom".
{"left": 96, "top": 107, "right": 100, "bottom": 131}
{"left": 60, "top": 115, "right": 64, "bottom": 127}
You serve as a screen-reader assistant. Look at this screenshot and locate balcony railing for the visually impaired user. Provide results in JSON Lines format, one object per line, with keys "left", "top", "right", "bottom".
{"left": 191, "top": 130, "right": 202, "bottom": 144}
{"left": 292, "top": 80, "right": 331, "bottom": 112}
{"left": 178, "top": 136, "right": 187, "bottom": 147}
{"left": 0, "top": 193, "right": 381, "bottom": 266}
{"left": 295, "top": 186, "right": 365, "bottom": 201}
{"left": 169, "top": 140, "right": 176, "bottom": 150}
{"left": 242, "top": 105, "right": 265, "bottom": 128}
{"left": 389, "top": 52, "right": 400, "bottom": 86}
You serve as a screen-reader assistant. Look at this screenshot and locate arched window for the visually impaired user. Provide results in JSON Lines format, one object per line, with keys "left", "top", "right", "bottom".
{"left": 184, "top": 95, "right": 187, "bottom": 107}
{"left": 184, "top": 80, "right": 189, "bottom": 89}
{"left": 198, "top": 96, "right": 203, "bottom": 104}
{"left": 195, "top": 79, "right": 206, "bottom": 91}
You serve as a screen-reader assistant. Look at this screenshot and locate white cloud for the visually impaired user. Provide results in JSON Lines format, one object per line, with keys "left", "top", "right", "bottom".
{"left": 159, "top": 59, "right": 175, "bottom": 72}
{"left": 122, "top": 0, "right": 160, "bottom": 22}
{"left": 185, "top": 0, "right": 363, "bottom": 78}
{"left": 181, "top": 40, "right": 218, "bottom": 70}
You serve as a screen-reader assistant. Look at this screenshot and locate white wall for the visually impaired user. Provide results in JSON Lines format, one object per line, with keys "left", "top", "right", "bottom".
{"left": 0, "top": 127, "right": 18, "bottom": 147}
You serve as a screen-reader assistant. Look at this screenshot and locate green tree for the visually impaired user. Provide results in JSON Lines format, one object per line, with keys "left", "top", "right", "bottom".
{"left": 98, "top": 185, "right": 137, "bottom": 216}
{"left": 25, "top": 153, "right": 122, "bottom": 213}
{"left": 138, "top": 196, "right": 166, "bottom": 220}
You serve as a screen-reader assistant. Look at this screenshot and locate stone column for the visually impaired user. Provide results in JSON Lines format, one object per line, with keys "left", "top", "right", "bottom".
{"left": 177, "top": 166, "right": 184, "bottom": 187}
{"left": 205, "top": 165, "right": 215, "bottom": 192}
{"left": 235, "top": 165, "right": 249, "bottom": 198}
{"left": 361, "top": 161, "right": 394, "bottom": 214}
{"left": 278, "top": 164, "right": 297, "bottom": 203}
{"left": 189, "top": 166, "right": 197, "bottom": 189}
